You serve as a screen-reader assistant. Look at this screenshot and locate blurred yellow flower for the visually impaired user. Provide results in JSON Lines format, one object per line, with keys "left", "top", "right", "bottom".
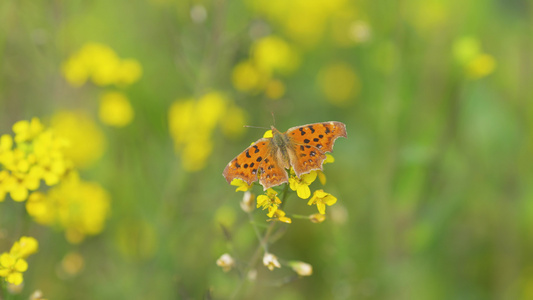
{"left": 0, "top": 236, "right": 38, "bottom": 285}
{"left": 60, "top": 252, "right": 85, "bottom": 276}
{"left": 453, "top": 37, "right": 481, "bottom": 65}
{"left": 26, "top": 172, "right": 111, "bottom": 244}
{"left": 252, "top": 35, "right": 298, "bottom": 74}
{"left": 99, "top": 91, "right": 134, "bottom": 127}
{"left": 169, "top": 92, "right": 247, "bottom": 172}
{"left": 232, "top": 60, "right": 268, "bottom": 92}
{"left": 246, "top": 0, "right": 353, "bottom": 46}
{"left": 13, "top": 118, "right": 44, "bottom": 143}
{"left": 453, "top": 37, "right": 496, "bottom": 79}
{"left": 116, "top": 59, "right": 143, "bottom": 86}
{"left": 467, "top": 54, "right": 496, "bottom": 79}
{"left": 289, "top": 170, "right": 317, "bottom": 199}
{"left": 51, "top": 111, "right": 106, "bottom": 169}
{"left": 264, "top": 79, "right": 286, "bottom": 100}
{"left": 308, "top": 189, "right": 337, "bottom": 214}
{"left": 62, "top": 42, "right": 142, "bottom": 87}
{"left": 318, "top": 62, "right": 360, "bottom": 106}
{"left": 221, "top": 105, "right": 248, "bottom": 139}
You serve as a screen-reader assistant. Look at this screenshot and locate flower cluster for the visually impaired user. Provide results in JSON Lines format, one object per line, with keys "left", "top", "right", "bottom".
{"left": 453, "top": 36, "right": 496, "bottom": 79}
{"left": 246, "top": 0, "right": 359, "bottom": 47}
{"left": 62, "top": 42, "right": 140, "bottom": 128}
{"left": 232, "top": 35, "right": 297, "bottom": 99}
{"left": 0, "top": 118, "right": 72, "bottom": 202}
{"left": 169, "top": 92, "right": 247, "bottom": 171}
{"left": 26, "top": 172, "right": 111, "bottom": 244}
{"left": 62, "top": 42, "right": 142, "bottom": 87}
{"left": 0, "top": 236, "right": 38, "bottom": 285}
{"left": 50, "top": 110, "right": 106, "bottom": 169}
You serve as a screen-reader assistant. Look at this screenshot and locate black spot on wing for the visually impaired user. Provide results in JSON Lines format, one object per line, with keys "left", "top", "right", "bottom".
{"left": 308, "top": 125, "right": 315, "bottom": 133}
{"left": 304, "top": 139, "right": 310, "bottom": 143}
{"left": 253, "top": 145, "right": 260, "bottom": 153}
{"left": 245, "top": 150, "right": 251, "bottom": 158}
{"left": 256, "top": 156, "right": 262, "bottom": 162}
{"left": 299, "top": 128, "right": 305, "bottom": 136}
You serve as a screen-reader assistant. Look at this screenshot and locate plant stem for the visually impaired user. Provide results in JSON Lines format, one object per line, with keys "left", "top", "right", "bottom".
{"left": 230, "top": 184, "right": 290, "bottom": 300}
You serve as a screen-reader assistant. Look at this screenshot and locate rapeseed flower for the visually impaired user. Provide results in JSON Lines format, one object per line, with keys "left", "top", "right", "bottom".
{"left": 62, "top": 42, "right": 142, "bottom": 87}
{"left": 318, "top": 62, "right": 360, "bottom": 106}
{"left": 0, "top": 118, "right": 73, "bottom": 202}
{"left": 257, "top": 188, "right": 281, "bottom": 217}
{"left": 26, "top": 172, "right": 110, "bottom": 244}
{"left": 50, "top": 110, "right": 106, "bottom": 169}
{"left": 308, "top": 189, "right": 337, "bottom": 214}
{"left": 289, "top": 170, "right": 317, "bottom": 199}
{"left": 169, "top": 92, "right": 247, "bottom": 171}
{"left": 99, "top": 91, "right": 135, "bottom": 127}
{"left": 0, "top": 236, "right": 38, "bottom": 285}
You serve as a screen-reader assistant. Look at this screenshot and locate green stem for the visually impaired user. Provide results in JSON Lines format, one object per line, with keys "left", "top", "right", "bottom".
{"left": 230, "top": 184, "right": 290, "bottom": 299}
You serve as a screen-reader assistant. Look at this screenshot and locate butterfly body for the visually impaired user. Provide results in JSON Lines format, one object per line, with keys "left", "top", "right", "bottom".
{"left": 223, "top": 121, "right": 347, "bottom": 190}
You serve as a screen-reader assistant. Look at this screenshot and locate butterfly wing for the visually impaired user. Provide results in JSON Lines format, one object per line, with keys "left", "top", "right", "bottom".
{"left": 285, "top": 121, "right": 347, "bottom": 177}
{"left": 223, "top": 138, "right": 290, "bottom": 190}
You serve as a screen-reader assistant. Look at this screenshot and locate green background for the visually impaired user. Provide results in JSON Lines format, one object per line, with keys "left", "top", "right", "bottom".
{"left": 0, "top": 0, "right": 531, "bottom": 299}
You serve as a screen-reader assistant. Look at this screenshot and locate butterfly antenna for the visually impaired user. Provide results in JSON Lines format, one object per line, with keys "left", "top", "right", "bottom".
{"left": 271, "top": 111, "right": 276, "bottom": 126}
{"left": 243, "top": 125, "right": 270, "bottom": 130}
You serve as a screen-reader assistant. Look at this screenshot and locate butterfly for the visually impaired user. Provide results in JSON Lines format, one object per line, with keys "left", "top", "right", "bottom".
{"left": 223, "top": 121, "right": 347, "bottom": 190}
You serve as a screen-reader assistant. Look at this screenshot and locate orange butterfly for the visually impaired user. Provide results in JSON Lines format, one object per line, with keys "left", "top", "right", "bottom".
{"left": 223, "top": 121, "right": 347, "bottom": 190}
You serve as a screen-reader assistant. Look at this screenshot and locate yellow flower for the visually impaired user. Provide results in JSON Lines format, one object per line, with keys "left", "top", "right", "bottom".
{"left": 99, "top": 91, "right": 134, "bottom": 127}
{"left": 7, "top": 170, "right": 41, "bottom": 202}
{"left": 263, "top": 130, "right": 273, "bottom": 138}
{"left": 268, "top": 209, "right": 292, "bottom": 224}
{"left": 466, "top": 54, "right": 496, "bottom": 79}
{"left": 307, "top": 189, "right": 337, "bottom": 214}
{"left": 220, "top": 105, "right": 248, "bottom": 139}
{"left": 115, "top": 59, "right": 143, "bottom": 86}
{"left": 262, "top": 252, "right": 281, "bottom": 271}
{"left": 0, "top": 253, "right": 27, "bottom": 285}
{"left": 50, "top": 111, "right": 106, "bottom": 169}
{"left": 252, "top": 35, "right": 298, "bottom": 74}
{"left": 257, "top": 188, "right": 281, "bottom": 217}
{"left": 12, "top": 118, "right": 44, "bottom": 143}
{"left": 0, "top": 170, "right": 10, "bottom": 202}
{"left": 289, "top": 171, "right": 317, "bottom": 199}
{"left": 10, "top": 236, "right": 39, "bottom": 259}
{"left": 318, "top": 62, "right": 360, "bottom": 106}
{"left": 26, "top": 173, "right": 111, "bottom": 243}
{"left": 231, "top": 178, "right": 253, "bottom": 192}
{"left": 0, "top": 236, "right": 39, "bottom": 285}
{"left": 62, "top": 42, "right": 143, "bottom": 87}
{"left": 231, "top": 60, "right": 268, "bottom": 92}
{"left": 453, "top": 36, "right": 481, "bottom": 65}
{"left": 264, "top": 79, "right": 286, "bottom": 100}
